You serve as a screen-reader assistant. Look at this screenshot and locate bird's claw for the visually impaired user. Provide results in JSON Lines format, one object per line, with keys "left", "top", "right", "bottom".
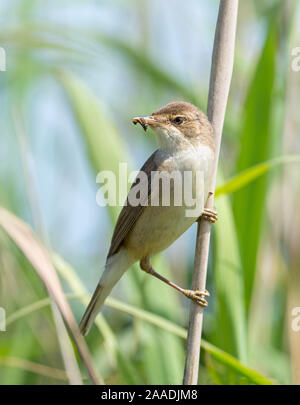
{"left": 184, "top": 289, "right": 210, "bottom": 307}
{"left": 202, "top": 208, "right": 218, "bottom": 223}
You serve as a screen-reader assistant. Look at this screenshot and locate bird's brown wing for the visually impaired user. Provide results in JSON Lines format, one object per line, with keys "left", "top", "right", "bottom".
{"left": 107, "top": 150, "right": 160, "bottom": 258}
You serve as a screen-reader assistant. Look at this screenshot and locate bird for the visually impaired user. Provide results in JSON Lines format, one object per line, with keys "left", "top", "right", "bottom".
{"left": 80, "top": 101, "right": 218, "bottom": 336}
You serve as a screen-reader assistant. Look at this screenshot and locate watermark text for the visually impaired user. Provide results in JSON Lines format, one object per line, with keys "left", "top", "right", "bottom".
{"left": 291, "top": 47, "right": 300, "bottom": 72}
{"left": 96, "top": 163, "right": 207, "bottom": 218}
{"left": 0, "top": 307, "right": 6, "bottom": 331}
{"left": 0, "top": 47, "right": 6, "bottom": 71}
{"left": 292, "top": 307, "right": 300, "bottom": 332}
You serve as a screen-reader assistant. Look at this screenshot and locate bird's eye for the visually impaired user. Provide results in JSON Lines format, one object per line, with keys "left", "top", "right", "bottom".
{"left": 173, "top": 116, "right": 185, "bottom": 124}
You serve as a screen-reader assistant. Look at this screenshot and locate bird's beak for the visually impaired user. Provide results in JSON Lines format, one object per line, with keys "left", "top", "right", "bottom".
{"left": 132, "top": 116, "right": 157, "bottom": 132}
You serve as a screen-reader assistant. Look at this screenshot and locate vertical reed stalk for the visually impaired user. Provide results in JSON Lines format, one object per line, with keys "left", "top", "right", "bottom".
{"left": 183, "top": 0, "right": 239, "bottom": 385}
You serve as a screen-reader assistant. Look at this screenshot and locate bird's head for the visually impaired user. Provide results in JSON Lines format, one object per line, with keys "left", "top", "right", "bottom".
{"left": 132, "top": 101, "right": 214, "bottom": 152}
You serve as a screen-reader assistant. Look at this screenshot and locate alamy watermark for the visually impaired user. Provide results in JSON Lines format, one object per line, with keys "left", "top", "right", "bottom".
{"left": 0, "top": 307, "right": 6, "bottom": 331}
{"left": 0, "top": 47, "right": 6, "bottom": 71}
{"left": 96, "top": 163, "right": 207, "bottom": 218}
{"left": 291, "top": 307, "right": 300, "bottom": 332}
{"left": 291, "top": 47, "right": 300, "bottom": 72}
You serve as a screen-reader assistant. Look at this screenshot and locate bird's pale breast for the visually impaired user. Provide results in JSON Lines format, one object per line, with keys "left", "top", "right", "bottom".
{"left": 124, "top": 144, "right": 214, "bottom": 260}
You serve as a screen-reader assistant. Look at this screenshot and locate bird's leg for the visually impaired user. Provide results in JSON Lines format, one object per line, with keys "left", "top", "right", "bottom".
{"left": 200, "top": 208, "right": 218, "bottom": 223}
{"left": 140, "top": 258, "right": 210, "bottom": 307}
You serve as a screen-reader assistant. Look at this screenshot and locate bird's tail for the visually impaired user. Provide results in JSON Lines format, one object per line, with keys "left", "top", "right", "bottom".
{"left": 79, "top": 248, "right": 134, "bottom": 336}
